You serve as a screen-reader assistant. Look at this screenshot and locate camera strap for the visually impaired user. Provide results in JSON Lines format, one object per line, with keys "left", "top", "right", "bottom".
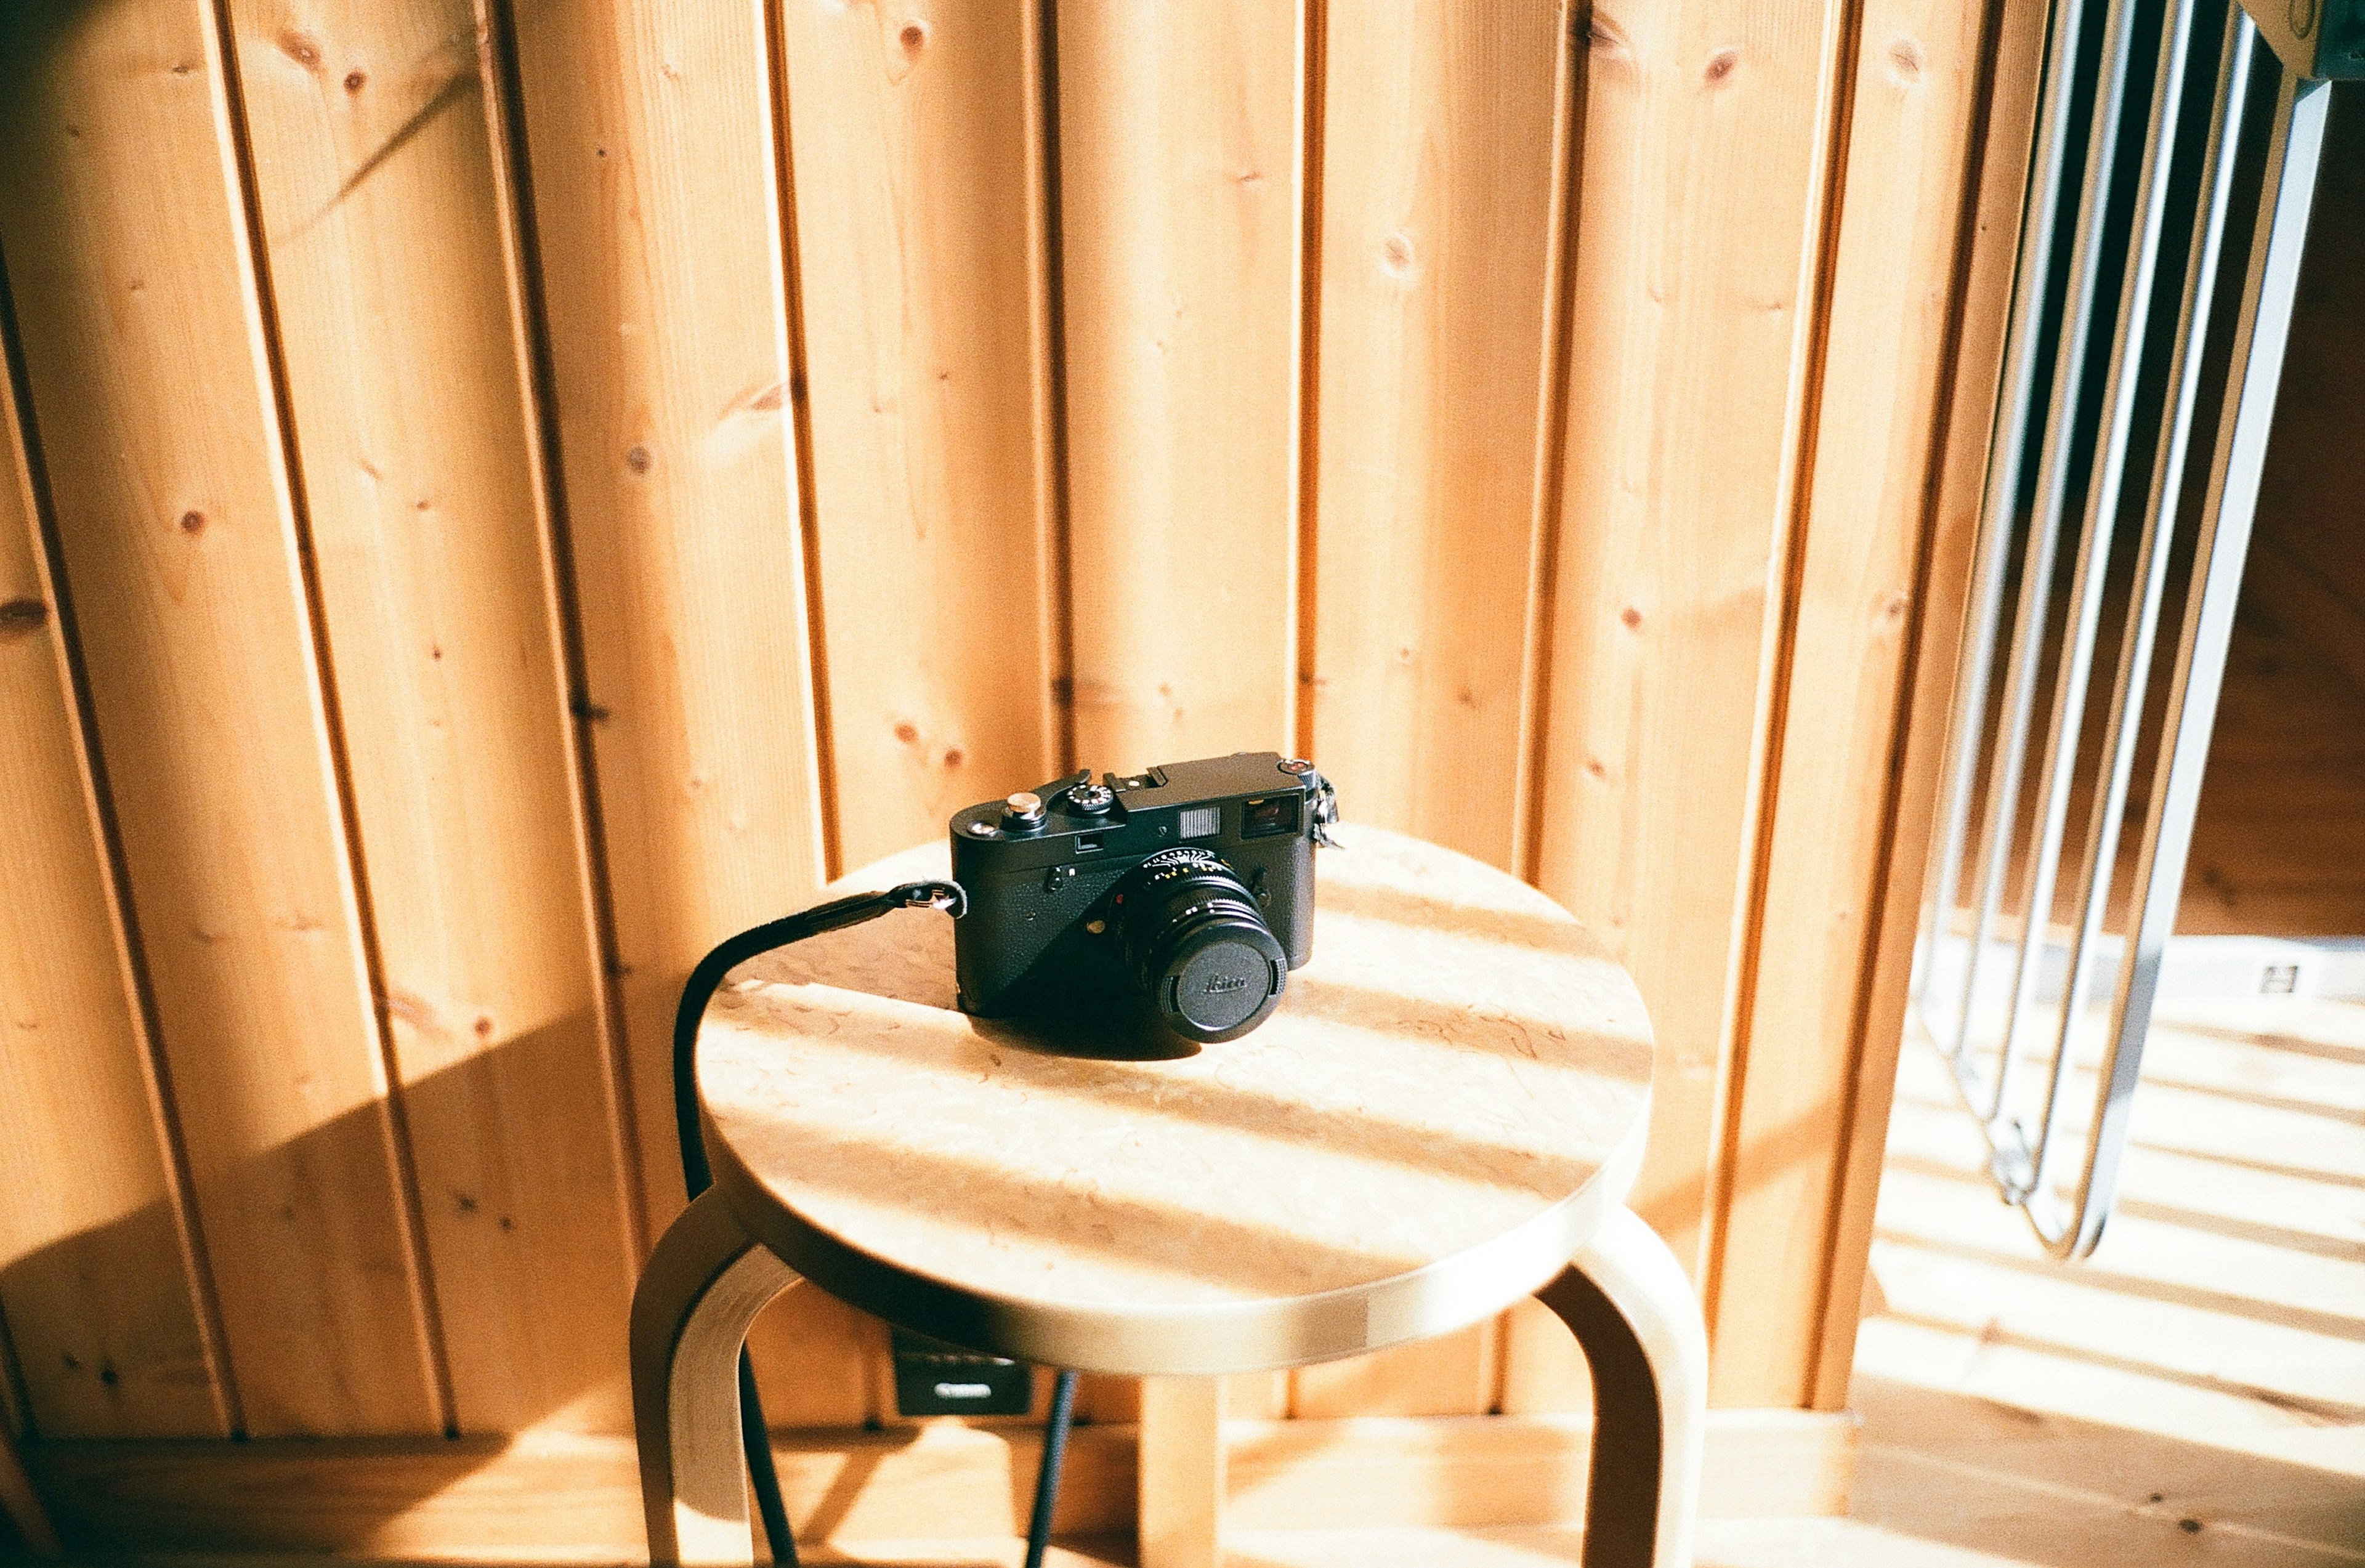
{"left": 673, "top": 878, "right": 1069, "bottom": 1568}
{"left": 672, "top": 879, "right": 964, "bottom": 1195}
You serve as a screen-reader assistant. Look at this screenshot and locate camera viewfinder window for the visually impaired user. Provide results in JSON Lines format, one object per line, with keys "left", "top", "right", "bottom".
{"left": 1241, "top": 796, "right": 1300, "bottom": 839}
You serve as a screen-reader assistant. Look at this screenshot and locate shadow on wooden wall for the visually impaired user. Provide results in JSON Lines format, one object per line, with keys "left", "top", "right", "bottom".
{"left": 0, "top": 0, "right": 2047, "bottom": 1547}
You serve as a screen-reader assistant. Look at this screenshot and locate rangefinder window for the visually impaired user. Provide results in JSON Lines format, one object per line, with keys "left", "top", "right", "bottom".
{"left": 1240, "top": 795, "right": 1300, "bottom": 839}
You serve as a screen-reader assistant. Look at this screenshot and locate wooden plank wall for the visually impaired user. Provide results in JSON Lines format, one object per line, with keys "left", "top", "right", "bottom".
{"left": 2250, "top": 87, "right": 2365, "bottom": 695}
{"left": 0, "top": 0, "right": 2032, "bottom": 1537}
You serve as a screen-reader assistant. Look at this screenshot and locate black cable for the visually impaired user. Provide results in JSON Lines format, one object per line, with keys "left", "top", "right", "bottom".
{"left": 673, "top": 879, "right": 1080, "bottom": 1568}
{"left": 738, "top": 1352, "right": 794, "bottom": 1562}
{"left": 1024, "top": 1368, "right": 1080, "bottom": 1568}
{"left": 674, "top": 884, "right": 954, "bottom": 1568}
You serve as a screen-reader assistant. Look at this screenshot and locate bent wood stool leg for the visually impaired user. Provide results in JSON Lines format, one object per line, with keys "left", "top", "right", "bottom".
{"left": 1536, "top": 1206, "right": 1709, "bottom": 1568}
{"left": 1138, "top": 1376, "right": 1226, "bottom": 1568}
{"left": 631, "top": 1187, "right": 801, "bottom": 1566}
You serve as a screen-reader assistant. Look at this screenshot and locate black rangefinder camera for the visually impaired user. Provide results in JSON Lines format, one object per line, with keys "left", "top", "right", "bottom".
{"left": 950, "top": 753, "right": 1339, "bottom": 1043}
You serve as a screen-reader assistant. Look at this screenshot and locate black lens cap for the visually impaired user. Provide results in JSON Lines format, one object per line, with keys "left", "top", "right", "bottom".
{"left": 1155, "top": 918, "right": 1285, "bottom": 1041}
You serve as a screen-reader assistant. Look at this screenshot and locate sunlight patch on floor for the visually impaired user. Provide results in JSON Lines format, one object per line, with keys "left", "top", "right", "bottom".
{"left": 1844, "top": 998, "right": 2365, "bottom": 1565}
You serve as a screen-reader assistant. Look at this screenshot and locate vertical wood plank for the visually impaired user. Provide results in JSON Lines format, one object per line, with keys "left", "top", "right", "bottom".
{"left": 1523, "top": 0, "right": 1851, "bottom": 1319}
{"left": 0, "top": 267, "right": 225, "bottom": 1440}
{"left": 1805, "top": 0, "right": 2051, "bottom": 1413}
{"left": 1710, "top": 0, "right": 2029, "bottom": 1410}
{"left": 783, "top": 0, "right": 1062, "bottom": 864}
{"left": 224, "top": 0, "right": 643, "bottom": 1434}
{"left": 1290, "top": 0, "right": 1567, "bottom": 1417}
{"left": 0, "top": 0, "right": 442, "bottom": 1437}
{"left": 1056, "top": 0, "right": 1303, "bottom": 775}
{"left": 1301, "top": 0, "right": 1565, "bottom": 873}
{"left": 2252, "top": 97, "right": 2365, "bottom": 688}
{"left": 507, "top": 0, "right": 855, "bottom": 1425}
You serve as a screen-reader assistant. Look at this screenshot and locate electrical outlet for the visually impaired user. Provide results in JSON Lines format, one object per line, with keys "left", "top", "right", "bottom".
{"left": 889, "top": 1327, "right": 1033, "bottom": 1417}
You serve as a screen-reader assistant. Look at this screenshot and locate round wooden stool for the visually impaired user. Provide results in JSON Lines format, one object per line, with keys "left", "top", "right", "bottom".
{"left": 632, "top": 826, "right": 1705, "bottom": 1567}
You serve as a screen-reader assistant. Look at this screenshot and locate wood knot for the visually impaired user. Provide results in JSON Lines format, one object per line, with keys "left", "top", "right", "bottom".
{"left": 474, "top": 1016, "right": 493, "bottom": 1037}
{"left": 900, "top": 19, "right": 928, "bottom": 54}
{"left": 624, "top": 444, "right": 652, "bottom": 474}
{"left": 1886, "top": 36, "right": 1926, "bottom": 83}
{"left": 278, "top": 30, "right": 322, "bottom": 70}
{"left": 1583, "top": 9, "right": 1630, "bottom": 61}
{"left": 894, "top": 721, "right": 920, "bottom": 743}
{"left": 0, "top": 599, "right": 49, "bottom": 639}
{"left": 1381, "top": 230, "right": 1417, "bottom": 278}
{"left": 1703, "top": 47, "right": 1741, "bottom": 86}
{"left": 1619, "top": 605, "right": 1643, "bottom": 629}
{"left": 179, "top": 510, "right": 206, "bottom": 535}
{"left": 343, "top": 68, "right": 367, "bottom": 94}
{"left": 942, "top": 746, "right": 964, "bottom": 767}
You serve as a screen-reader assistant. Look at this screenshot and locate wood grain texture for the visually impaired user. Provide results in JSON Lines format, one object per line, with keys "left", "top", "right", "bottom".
{"left": 1291, "top": 0, "right": 1569, "bottom": 1415}
{"left": 1524, "top": 0, "right": 1850, "bottom": 1308}
{"left": 0, "top": 267, "right": 224, "bottom": 1440}
{"left": 2247, "top": 543, "right": 2365, "bottom": 701}
{"left": 1709, "top": 0, "right": 2018, "bottom": 1408}
{"left": 703, "top": 829, "right": 1651, "bottom": 1340}
{"left": 0, "top": 0, "right": 442, "bottom": 1436}
{"left": 504, "top": 0, "right": 851, "bottom": 1425}
{"left": 1056, "top": 0, "right": 1303, "bottom": 775}
{"left": 27, "top": 1426, "right": 1138, "bottom": 1558}
{"left": 1300, "top": 0, "right": 1564, "bottom": 874}
{"left": 1223, "top": 1408, "right": 1854, "bottom": 1529}
{"left": 0, "top": 0, "right": 2024, "bottom": 1462}
{"left": 1806, "top": 0, "right": 2050, "bottom": 1411}
{"left": 17, "top": 1410, "right": 1848, "bottom": 1558}
{"left": 2252, "top": 86, "right": 2365, "bottom": 682}
{"left": 225, "top": 0, "right": 642, "bottom": 1436}
{"left": 629, "top": 1187, "right": 798, "bottom": 1564}
{"left": 782, "top": 0, "right": 1062, "bottom": 867}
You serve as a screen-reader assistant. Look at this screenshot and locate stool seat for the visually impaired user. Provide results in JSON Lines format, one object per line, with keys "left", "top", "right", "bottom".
{"left": 632, "top": 826, "right": 1705, "bottom": 1568}
{"left": 697, "top": 826, "right": 1654, "bottom": 1375}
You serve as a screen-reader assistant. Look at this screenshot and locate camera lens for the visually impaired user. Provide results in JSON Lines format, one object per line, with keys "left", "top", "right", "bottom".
{"left": 1112, "top": 849, "right": 1287, "bottom": 1042}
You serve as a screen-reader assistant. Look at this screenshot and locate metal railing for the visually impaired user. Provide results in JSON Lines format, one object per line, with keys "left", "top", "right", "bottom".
{"left": 1910, "top": 0, "right": 2342, "bottom": 1258}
